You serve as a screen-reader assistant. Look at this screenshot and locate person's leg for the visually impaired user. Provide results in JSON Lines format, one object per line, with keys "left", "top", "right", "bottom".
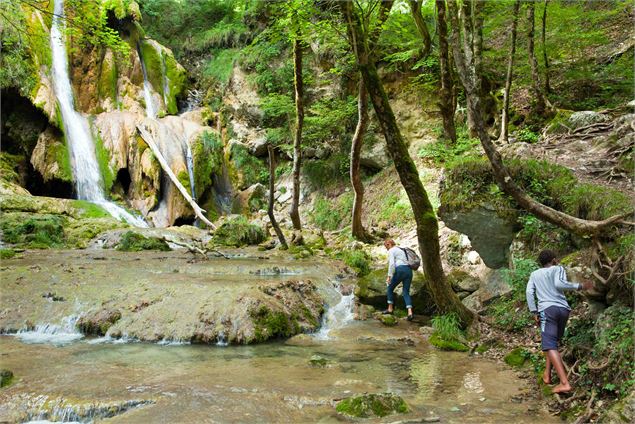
{"left": 401, "top": 267, "right": 413, "bottom": 318}
{"left": 551, "top": 307, "right": 571, "bottom": 392}
{"left": 385, "top": 270, "right": 402, "bottom": 313}
{"left": 548, "top": 349, "right": 571, "bottom": 393}
{"left": 543, "top": 353, "right": 552, "bottom": 384}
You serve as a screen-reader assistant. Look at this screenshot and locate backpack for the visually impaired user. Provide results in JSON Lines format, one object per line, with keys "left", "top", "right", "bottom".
{"left": 400, "top": 247, "right": 421, "bottom": 270}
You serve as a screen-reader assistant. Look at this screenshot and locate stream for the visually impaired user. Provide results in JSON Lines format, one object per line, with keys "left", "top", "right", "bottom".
{"left": 0, "top": 249, "right": 556, "bottom": 423}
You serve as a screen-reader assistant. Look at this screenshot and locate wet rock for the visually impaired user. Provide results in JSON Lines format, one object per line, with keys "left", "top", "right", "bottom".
{"left": 567, "top": 111, "right": 610, "bottom": 129}
{"left": 379, "top": 315, "right": 398, "bottom": 326}
{"left": 78, "top": 309, "right": 122, "bottom": 336}
{"left": 309, "top": 355, "right": 329, "bottom": 367}
{"left": 336, "top": 393, "right": 409, "bottom": 418}
{"left": 21, "top": 397, "right": 155, "bottom": 423}
{"left": 0, "top": 369, "right": 14, "bottom": 387}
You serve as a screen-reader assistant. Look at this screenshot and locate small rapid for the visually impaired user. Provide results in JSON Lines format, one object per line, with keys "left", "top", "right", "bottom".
{"left": 50, "top": 0, "right": 147, "bottom": 227}
{"left": 313, "top": 285, "right": 355, "bottom": 340}
{"left": 15, "top": 315, "right": 83, "bottom": 346}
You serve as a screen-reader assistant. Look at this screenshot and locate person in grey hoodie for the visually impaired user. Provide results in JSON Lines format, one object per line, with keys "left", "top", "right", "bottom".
{"left": 526, "top": 249, "right": 592, "bottom": 394}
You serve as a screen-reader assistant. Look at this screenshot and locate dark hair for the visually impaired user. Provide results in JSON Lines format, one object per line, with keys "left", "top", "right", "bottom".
{"left": 538, "top": 249, "right": 556, "bottom": 266}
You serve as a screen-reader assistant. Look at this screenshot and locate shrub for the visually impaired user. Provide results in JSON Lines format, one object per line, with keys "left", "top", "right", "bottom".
{"left": 116, "top": 231, "right": 171, "bottom": 252}
{"left": 429, "top": 313, "right": 469, "bottom": 351}
{"left": 1, "top": 215, "right": 66, "bottom": 249}
{"left": 311, "top": 194, "right": 353, "bottom": 231}
{"left": 212, "top": 216, "right": 266, "bottom": 247}
{"left": 338, "top": 250, "right": 371, "bottom": 277}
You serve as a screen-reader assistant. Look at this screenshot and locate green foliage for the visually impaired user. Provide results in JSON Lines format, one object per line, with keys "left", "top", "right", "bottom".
{"left": 516, "top": 214, "right": 572, "bottom": 255}
{"left": 229, "top": 143, "right": 268, "bottom": 188}
{"left": 203, "top": 49, "right": 239, "bottom": 88}
{"left": 0, "top": 249, "right": 17, "bottom": 260}
{"left": 116, "top": 231, "right": 171, "bottom": 251}
{"left": 514, "top": 128, "right": 539, "bottom": 144}
{"left": 304, "top": 96, "right": 357, "bottom": 145}
{"left": 192, "top": 131, "right": 224, "bottom": 195}
{"left": 311, "top": 193, "right": 352, "bottom": 231}
{"left": 336, "top": 393, "right": 409, "bottom": 418}
{"left": 0, "top": 3, "right": 37, "bottom": 95}
{"left": 489, "top": 257, "right": 538, "bottom": 332}
{"left": 504, "top": 348, "right": 529, "bottom": 367}
{"left": 212, "top": 216, "right": 266, "bottom": 247}
{"left": 418, "top": 124, "right": 480, "bottom": 165}
{"left": 260, "top": 93, "right": 295, "bottom": 127}
{"left": 338, "top": 249, "right": 371, "bottom": 277}
{"left": 302, "top": 154, "right": 349, "bottom": 188}
{"left": 430, "top": 313, "right": 468, "bottom": 351}
{"left": 1, "top": 215, "right": 66, "bottom": 249}
{"left": 376, "top": 193, "right": 413, "bottom": 228}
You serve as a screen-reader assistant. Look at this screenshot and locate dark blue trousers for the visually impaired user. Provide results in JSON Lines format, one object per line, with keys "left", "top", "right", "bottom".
{"left": 387, "top": 265, "right": 413, "bottom": 309}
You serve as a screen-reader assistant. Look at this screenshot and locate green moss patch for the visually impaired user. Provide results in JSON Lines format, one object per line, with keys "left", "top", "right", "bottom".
{"left": 1, "top": 214, "right": 66, "bottom": 249}
{"left": 0, "top": 369, "right": 14, "bottom": 388}
{"left": 336, "top": 393, "right": 409, "bottom": 418}
{"left": 504, "top": 348, "right": 529, "bottom": 367}
{"left": 429, "top": 334, "right": 469, "bottom": 352}
{"left": 0, "top": 248, "right": 17, "bottom": 259}
{"left": 192, "top": 131, "right": 223, "bottom": 196}
{"left": 429, "top": 313, "right": 470, "bottom": 352}
{"left": 116, "top": 231, "right": 171, "bottom": 252}
{"left": 251, "top": 305, "right": 299, "bottom": 342}
{"left": 212, "top": 216, "right": 266, "bottom": 247}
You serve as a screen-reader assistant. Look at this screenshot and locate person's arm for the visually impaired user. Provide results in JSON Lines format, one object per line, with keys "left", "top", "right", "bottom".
{"left": 554, "top": 266, "right": 580, "bottom": 291}
{"left": 387, "top": 249, "right": 396, "bottom": 283}
{"left": 526, "top": 275, "right": 538, "bottom": 314}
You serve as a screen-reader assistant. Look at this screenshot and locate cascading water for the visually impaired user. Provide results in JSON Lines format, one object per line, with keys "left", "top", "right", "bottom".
{"left": 50, "top": 0, "right": 146, "bottom": 227}
{"left": 313, "top": 283, "right": 355, "bottom": 340}
{"left": 137, "top": 42, "right": 158, "bottom": 119}
{"left": 16, "top": 315, "right": 84, "bottom": 345}
{"left": 185, "top": 142, "right": 196, "bottom": 201}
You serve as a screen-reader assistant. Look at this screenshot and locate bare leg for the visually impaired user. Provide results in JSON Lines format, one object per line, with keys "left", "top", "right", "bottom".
{"left": 547, "top": 349, "right": 571, "bottom": 393}
{"left": 543, "top": 353, "right": 552, "bottom": 384}
{"left": 407, "top": 307, "right": 413, "bottom": 316}
{"left": 387, "top": 304, "right": 393, "bottom": 312}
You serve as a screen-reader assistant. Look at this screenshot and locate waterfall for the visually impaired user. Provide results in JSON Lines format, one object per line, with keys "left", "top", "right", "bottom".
{"left": 16, "top": 315, "right": 84, "bottom": 345}
{"left": 313, "top": 286, "right": 355, "bottom": 340}
{"left": 137, "top": 42, "right": 158, "bottom": 119}
{"left": 185, "top": 142, "right": 196, "bottom": 201}
{"left": 50, "top": 0, "right": 146, "bottom": 227}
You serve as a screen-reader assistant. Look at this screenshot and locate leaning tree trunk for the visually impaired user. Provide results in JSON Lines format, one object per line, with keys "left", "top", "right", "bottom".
{"left": 435, "top": 0, "right": 457, "bottom": 143}
{"left": 342, "top": 0, "right": 474, "bottom": 326}
{"left": 541, "top": 0, "right": 551, "bottom": 94}
{"left": 527, "top": 1, "right": 549, "bottom": 117}
{"left": 499, "top": 0, "right": 521, "bottom": 143}
{"left": 446, "top": 0, "right": 632, "bottom": 237}
{"left": 289, "top": 33, "right": 304, "bottom": 245}
{"left": 409, "top": 0, "right": 432, "bottom": 58}
{"left": 267, "top": 144, "right": 288, "bottom": 249}
{"left": 350, "top": 80, "right": 372, "bottom": 242}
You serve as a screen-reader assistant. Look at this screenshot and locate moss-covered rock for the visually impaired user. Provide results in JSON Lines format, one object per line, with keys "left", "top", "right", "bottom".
{"left": 212, "top": 216, "right": 266, "bottom": 247}
{"left": 379, "top": 314, "right": 398, "bottom": 326}
{"left": 78, "top": 309, "right": 122, "bottom": 336}
{"left": 308, "top": 355, "right": 329, "bottom": 367}
{"left": 504, "top": 348, "right": 528, "bottom": 367}
{"left": 0, "top": 369, "right": 14, "bottom": 388}
{"left": 116, "top": 231, "right": 171, "bottom": 251}
{"left": 335, "top": 393, "right": 409, "bottom": 418}
{"left": 429, "top": 334, "right": 470, "bottom": 352}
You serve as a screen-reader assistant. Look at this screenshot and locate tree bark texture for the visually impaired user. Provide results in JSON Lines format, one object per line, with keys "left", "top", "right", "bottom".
{"left": 348, "top": 0, "right": 393, "bottom": 242}
{"left": 268, "top": 144, "right": 288, "bottom": 249}
{"left": 350, "top": 81, "right": 372, "bottom": 242}
{"left": 342, "top": 0, "right": 474, "bottom": 326}
{"left": 290, "top": 33, "right": 304, "bottom": 240}
{"left": 541, "top": 0, "right": 551, "bottom": 94}
{"left": 527, "top": 1, "right": 548, "bottom": 116}
{"left": 499, "top": 0, "right": 521, "bottom": 143}
{"left": 409, "top": 0, "right": 432, "bottom": 58}
{"left": 446, "top": 0, "right": 631, "bottom": 237}
{"left": 435, "top": 0, "right": 457, "bottom": 142}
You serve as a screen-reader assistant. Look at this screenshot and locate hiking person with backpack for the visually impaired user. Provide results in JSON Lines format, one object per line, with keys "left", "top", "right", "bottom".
{"left": 382, "top": 239, "right": 420, "bottom": 321}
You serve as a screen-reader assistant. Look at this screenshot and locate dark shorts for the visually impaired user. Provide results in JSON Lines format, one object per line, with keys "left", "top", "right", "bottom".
{"left": 539, "top": 306, "right": 570, "bottom": 351}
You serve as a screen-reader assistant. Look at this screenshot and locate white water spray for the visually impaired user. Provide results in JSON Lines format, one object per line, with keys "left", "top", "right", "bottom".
{"left": 314, "top": 285, "right": 355, "bottom": 340}
{"left": 16, "top": 315, "right": 84, "bottom": 345}
{"left": 50, "top": 0, "right": 146, "bottom": 227}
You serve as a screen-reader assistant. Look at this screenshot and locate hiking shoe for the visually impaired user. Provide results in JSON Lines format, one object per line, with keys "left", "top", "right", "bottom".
{"left": 381, "top": 310, "right": 393, "bottom": 315}
{"left": 406, "top": 314, "right": 414, "bottom": 321}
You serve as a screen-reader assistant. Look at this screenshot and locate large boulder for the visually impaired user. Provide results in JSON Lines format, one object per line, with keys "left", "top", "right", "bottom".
{"left": 360, "top": 134, "right": 391, "bottom": 170}
{"left": 355, "top": 269, "right": 434, "bottom": 314}
{"left": 30, "top": 128, "right": 73, "bottom": 185}
{"left": 461, "top": 268, "right": 512, "bottom": 312}
{"left": 439, "top": 205, "right": 518, "bottom": 269}
{"left": 567, "top": 111, "right": 610, "bottom": 130}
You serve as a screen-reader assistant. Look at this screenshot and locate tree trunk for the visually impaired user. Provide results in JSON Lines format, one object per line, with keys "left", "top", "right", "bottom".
{"left": 499, "top": 0, "right": 521, "bottom": 143}
{"left": 446, "top": 0, "right": 632, "bottom": 237}
{"left": 542, "top": 0, "right": 551, "bottom": 94}
{"left": 268, "top": 144, "right": 288, "bottom": 249}
{"left": 435, "top": 0, "right": 457, "bottom": 143}
{"left": 289, "top": 33, "right": 304, "bottom": 244}
{"left": 527, "top": 1, "right": 548, "bottom": 116}
{"left": 136, "top": 124, "right": 216, "bottom": 229}
{"left": 409, "top": 0, "right": 432, "bottom": 58}
{"left": 350, "top": 80, "right": 372, "bottom": 242}
{"left": 342, "top": 0, "right": 474, "bottom": 326}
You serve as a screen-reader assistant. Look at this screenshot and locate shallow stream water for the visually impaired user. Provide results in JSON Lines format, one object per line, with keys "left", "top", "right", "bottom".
{"left": 0, "top": 249, "right": 555, "bottom": 423}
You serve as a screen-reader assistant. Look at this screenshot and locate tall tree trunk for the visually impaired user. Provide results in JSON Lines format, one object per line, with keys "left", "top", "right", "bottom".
{"left": 499, "top": 0, "right": 521, "bottom": 143}
{"left": 350, "top": 80, "right": 372, "bottom": 242}
{"left": 435, "top": 0, "right": 456, "bottom": 142}
{"left": 541, "top": 0, "right": 551, "bottom": 94}
{"left": 460, "top": 0, "right": 479, "bottom": 138}
{"left": 527, "top": 1, "right": 548, "bottom": 116}
{"left": 446, "top": 0, "right": 631, "bottom": 237}
{"left": 409, "top": 0, "right": 432, "bottom": 58}
{"left": 289, "top": 33, "right": 304, "bottom": 244}
{"left": 342, "top": 0, "right": 474, "bottom": 326}
{"left": 268, "top": 144, "right": 287, "bottom": 249}
{"left": 349, "top": 0, "right": 393, "bottom": 242}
